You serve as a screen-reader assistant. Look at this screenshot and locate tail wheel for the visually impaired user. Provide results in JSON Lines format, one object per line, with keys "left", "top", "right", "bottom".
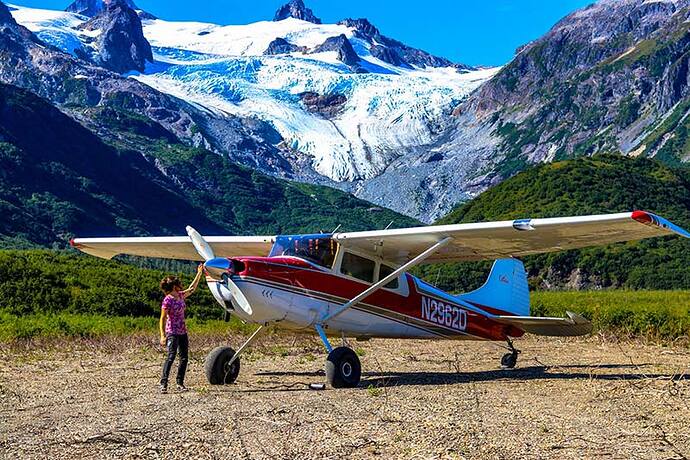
{"left": 326, "top": 346, "right": 361, "bottom": 388}
{"left": 205, "top": 346, "right": 240, "bottom": 384}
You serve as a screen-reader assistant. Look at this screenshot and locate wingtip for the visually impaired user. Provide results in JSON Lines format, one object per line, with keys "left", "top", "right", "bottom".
{"left": 631, "top": 210, "right": 653, "bottom": 224}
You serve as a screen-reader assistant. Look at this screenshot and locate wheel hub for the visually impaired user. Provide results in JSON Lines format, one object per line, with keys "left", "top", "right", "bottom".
{"left": 341, "top": 362, "right": 352, "bottom": 377}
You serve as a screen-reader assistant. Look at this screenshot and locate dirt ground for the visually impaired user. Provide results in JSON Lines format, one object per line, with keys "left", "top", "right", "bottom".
{"left": 1, "top": 332, "right": 689, "bottom": 460}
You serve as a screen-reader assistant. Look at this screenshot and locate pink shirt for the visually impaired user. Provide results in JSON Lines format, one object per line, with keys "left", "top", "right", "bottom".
{"left": 162, "top": 294, "right": 187, "bottom": 335}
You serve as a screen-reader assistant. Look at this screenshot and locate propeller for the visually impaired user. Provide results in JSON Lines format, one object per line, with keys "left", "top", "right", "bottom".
{"left": 186, "top": 226, "right": 253, "bottom": 316}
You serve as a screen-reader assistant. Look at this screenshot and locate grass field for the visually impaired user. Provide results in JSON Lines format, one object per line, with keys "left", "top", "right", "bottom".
{"left": 1, "top": 290, "right": 688, "bottom": 342}
{"left": 532, "top": 290, "right": 690, "bottom": 340}
{"left": 0, "top": 313, "right": 254, "bottom": 342}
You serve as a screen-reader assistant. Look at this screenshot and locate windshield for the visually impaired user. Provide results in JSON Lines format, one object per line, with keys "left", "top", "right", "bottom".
{"left": 269, "top": 234, "right": 338, "bottom": 268}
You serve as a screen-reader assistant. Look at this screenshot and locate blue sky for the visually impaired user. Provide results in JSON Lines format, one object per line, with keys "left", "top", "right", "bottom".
{"left": 11, "top": 0, "right": 593, "bottom": 66}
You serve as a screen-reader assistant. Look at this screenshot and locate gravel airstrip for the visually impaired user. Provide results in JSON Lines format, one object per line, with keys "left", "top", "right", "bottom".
{"left": 1, "top": 333, "right": 689, "bottom": 459}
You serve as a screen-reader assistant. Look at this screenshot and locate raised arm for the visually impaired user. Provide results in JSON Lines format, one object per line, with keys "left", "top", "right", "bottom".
{"left": 182, "top": 264, "right": 205, "bottom": 297}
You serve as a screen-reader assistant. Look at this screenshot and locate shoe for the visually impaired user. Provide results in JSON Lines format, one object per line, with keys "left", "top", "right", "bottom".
{"left": 160, "top": 384, "right": 168, "bottom": 394}
{"left": 176, "top": 384, "right": 188, "bottom": 392}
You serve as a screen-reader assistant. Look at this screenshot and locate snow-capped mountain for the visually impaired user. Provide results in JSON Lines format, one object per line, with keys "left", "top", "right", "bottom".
{"left": 9, "top": 1, "right": 496, "bottom": 221}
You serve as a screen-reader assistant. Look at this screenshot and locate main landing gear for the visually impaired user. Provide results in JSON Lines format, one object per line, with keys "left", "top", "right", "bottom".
{"left": 316, "top": 325, "right": 361, "bottom": 388}
{"left": 326, "top": 347, "right": 361, "bottom": 388}
{"left": 500, "top": 339, "right": 520, "bottom": 369}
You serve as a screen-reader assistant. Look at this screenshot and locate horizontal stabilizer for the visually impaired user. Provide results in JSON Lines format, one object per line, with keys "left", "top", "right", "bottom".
{"left": 494, "top": 311, "right": 592, "bottom": 337}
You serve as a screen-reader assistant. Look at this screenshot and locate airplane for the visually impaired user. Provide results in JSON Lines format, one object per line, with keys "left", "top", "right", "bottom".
{"left": 71, "top": 210, "right": 690, "bottom": 388}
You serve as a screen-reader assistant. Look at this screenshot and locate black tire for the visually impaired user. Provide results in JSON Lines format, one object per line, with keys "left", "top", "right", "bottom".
{"left": 205, "top": 346, "right": 240, "bottom": 384}
{"left": 326, "top": 347, "right": 361, "bottom": 388}
{"left": 501, "top": 352, "right": 518, "bottom": 369}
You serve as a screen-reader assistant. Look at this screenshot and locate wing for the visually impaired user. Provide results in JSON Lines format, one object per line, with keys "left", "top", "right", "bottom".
{"left": 71, "top": 235, "right": 275, "bottom": 261}
{"left": 334, "top": 211, "right": 690, "bottom": 265}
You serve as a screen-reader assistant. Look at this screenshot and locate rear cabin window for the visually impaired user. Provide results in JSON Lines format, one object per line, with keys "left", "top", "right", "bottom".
{"left": 340, "top": 252, "right": 375, "bottom": 283}
{"left": 379, "top": 264, "right": 399, "bottom": 289}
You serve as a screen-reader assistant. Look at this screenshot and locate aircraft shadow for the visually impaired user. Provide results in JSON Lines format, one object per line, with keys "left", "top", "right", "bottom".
{"left": 252, "top": 363, "right": 686, "bottom": 389}
{"left": 359, "top": 366, "right": 689, "bottom": 388}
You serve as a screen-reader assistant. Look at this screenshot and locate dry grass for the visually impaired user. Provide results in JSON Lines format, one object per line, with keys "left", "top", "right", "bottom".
{"left": 1, "top": 333, "right": 689, "bottom": 459}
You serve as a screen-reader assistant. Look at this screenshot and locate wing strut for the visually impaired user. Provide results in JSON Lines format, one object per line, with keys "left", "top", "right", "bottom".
{"left": 320, "top": 237, "right": 453, "bottom": 323}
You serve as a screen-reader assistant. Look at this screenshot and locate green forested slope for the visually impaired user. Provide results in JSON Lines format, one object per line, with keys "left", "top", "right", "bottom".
{"left": 418, "top": 155, "right": 690, "bottom": 292}
{"left": 0, "top": 83, "right": 418, "bottom": 247}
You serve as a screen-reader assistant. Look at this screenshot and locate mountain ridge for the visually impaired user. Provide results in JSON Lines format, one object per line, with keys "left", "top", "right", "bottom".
{"left": 0, "top": 80, "right": 419, "bottom": 246}
{"left": 419, "top": 155, "right": 690, "bottom": 292}
{"left": 3, "top": 0, "right": 690, "bottom": 224}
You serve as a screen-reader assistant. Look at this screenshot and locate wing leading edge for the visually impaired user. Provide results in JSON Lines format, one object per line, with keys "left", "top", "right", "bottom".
{"left": 71, "top": 235, "right": 275, "bottom": 261}
{"left": 334, "top": 211, "right": 690, "bottom": 265}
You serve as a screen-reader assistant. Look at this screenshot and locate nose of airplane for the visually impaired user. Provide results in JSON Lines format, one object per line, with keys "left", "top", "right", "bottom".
{"left": 204, "top": 257, "right": 231, "bottom": 280}
{"left": 203, "top": 258, "right": 253, "bottom": 316}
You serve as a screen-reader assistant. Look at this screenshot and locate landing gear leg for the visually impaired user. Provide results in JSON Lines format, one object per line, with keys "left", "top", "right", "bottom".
{"left": 204, "top": 325, "right": 264, "bottom": 384}
{"left": 315, "top": 325, "right": 361, "bottom": 388}
{"left": 500, "top": 338, "right": 520, "bottom": 369}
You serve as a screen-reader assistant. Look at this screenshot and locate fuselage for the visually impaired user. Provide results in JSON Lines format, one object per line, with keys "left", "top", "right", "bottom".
{"left": 207, "top": 256, "right": 524, "bottom": 341}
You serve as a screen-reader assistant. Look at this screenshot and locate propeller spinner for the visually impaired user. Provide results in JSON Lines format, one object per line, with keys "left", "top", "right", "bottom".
{"left": 186, "top": 226, "right": 253, "bottom": 316}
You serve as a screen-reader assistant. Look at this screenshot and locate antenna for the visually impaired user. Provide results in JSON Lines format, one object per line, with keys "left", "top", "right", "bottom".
{"left": 384, "top": 220, "right": 394, "bottom": 230}
{"left": 331, "top": 223, "right": 342, "bottom": 234}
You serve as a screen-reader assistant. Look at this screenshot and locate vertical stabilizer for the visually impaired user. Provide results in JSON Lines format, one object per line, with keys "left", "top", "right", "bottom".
{"left": 458, "top": 259, "right": 530, "bottom": 316}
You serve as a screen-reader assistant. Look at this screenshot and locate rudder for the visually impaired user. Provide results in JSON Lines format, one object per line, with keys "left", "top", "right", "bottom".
{"left": 457, "top": 259, "right": 530, "bottom": 316}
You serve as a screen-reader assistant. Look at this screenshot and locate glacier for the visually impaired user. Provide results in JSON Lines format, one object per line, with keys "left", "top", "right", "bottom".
{"left": 9, "top": 4, "right": 498, "bottom": 221}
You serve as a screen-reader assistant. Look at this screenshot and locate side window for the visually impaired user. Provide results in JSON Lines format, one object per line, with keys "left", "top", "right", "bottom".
{"left": 340, "top": 252, "right": 375, "bottom": 283}
{"left": 379, "top": 264, "right": 399, "bottom": 289}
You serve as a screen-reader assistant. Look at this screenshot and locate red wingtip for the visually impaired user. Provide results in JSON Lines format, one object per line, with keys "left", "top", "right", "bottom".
{"left": 631, "top": 210, "right": 653, "bottom": 224}
{"left": 69, "top": 238, "right": 76, "bottom": 247}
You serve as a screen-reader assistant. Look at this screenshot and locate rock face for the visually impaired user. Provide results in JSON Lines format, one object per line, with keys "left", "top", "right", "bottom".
{"left": 462, "top": 0, "right": 690, "bottom": 173}
{"left": 0, "top": 1, "right": 13, "bottom": 24}
{"left": 312, "top": 34, "right": 364, "bottom": 71}
{"left": 273, "top": 0, "right": 321, "bottom": 24}
{"left": 263, "top": 37, "right": 305, "bottom": 55}
{"left": 299, "top": 91, "right": 347, "bottom": 117}
{"left": 80, "top": 0, "right": 153, "bottom": 73}
{"left": 338, "top": 17, "right": 473, "bottom": 70}
{"left": 66, "top": 0, "right": 155, "bottom": 19}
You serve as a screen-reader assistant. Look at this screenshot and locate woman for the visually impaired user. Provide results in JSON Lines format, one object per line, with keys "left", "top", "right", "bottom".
{"left": 159, "top": 264, "right": 204, "bottom": 393}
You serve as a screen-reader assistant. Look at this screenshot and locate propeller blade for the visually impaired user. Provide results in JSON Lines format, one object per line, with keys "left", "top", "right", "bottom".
{"left": 226, "top": 278, "right": 253, "bottom": 316}
{"left": 185, "top": 226, "right": 252, "bottom": 316}
{"left": 186, "top": 225, "right": 215, "bottom": 261}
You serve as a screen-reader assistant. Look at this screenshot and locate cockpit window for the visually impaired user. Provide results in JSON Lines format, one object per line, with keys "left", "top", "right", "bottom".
{"left": 269, "top": 234, "right": 338, "bottom": 268}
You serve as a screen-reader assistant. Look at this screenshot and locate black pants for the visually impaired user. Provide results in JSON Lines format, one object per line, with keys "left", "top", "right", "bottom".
{"left": 160, "top": 333, "right": 189, "bottom": 386}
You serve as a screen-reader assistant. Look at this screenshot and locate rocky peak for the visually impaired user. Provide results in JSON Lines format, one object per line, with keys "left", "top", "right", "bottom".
{"left": 338, "top": 18, "right": 380, "bottom": 41}
{"left": 80, "top": 0, "right": 153, "bottom": 73}
{"left": 273, "top": 0, "right": 321, "bottom": 24}
{"left": 0, "top": 1, "right": 16, "bottom": 26}
{"left": 339, "top": 16, "right": 468, "bottom": 70}
{"left": 312, "top": 34, "right": 363, "bottom": 70}
{"left": 66, "top": 0, "right": 155, "bottom": 20}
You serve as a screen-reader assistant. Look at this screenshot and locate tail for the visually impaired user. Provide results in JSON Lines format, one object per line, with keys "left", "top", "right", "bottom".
{"left": 457, "top": 258, "right": 530, "bottom": 316}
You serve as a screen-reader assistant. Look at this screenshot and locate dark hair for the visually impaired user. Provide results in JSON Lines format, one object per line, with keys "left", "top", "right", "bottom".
{"left": 160, "top": 276, "right": 182, "bottom": 294}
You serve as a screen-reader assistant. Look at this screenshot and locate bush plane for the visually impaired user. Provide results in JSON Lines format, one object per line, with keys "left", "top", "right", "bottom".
{"left": 72, "top": 210, "right": 690, "bottom": 388}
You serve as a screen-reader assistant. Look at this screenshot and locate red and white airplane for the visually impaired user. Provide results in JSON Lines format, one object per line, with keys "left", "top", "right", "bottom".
{"left": 72, "top": 210, "right": 689, "bottom": 388}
